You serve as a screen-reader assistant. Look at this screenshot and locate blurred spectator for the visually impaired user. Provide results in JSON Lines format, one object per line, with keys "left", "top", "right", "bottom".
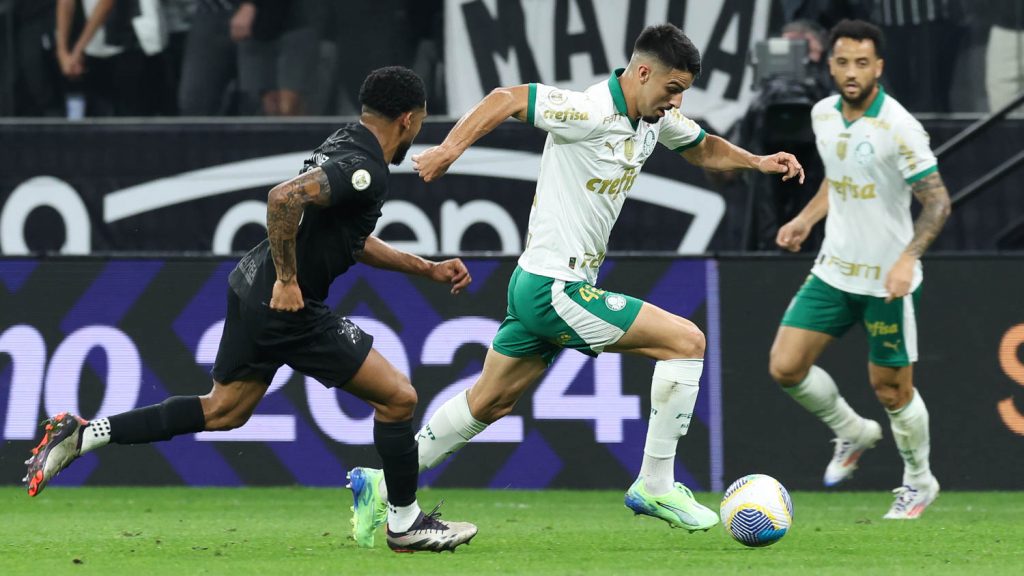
{"left": 156, "top": 0, "right": 195, "bottom": 115}
{"left": 318, "top": 0, "right": 417, "bottom": 115}
{"left": 781, "top": 0, "right": 872, "bottom": 30}
{"left": 409, "top": 0, "right": 446, "bottom": 114}
{"left": 178, "top": 0, "right": 244, "bottom": 115}
{"left": 869, "top": 0, "right": 964, "bottom": 112}
{"left": 236, "top": 0, "right": 318, "bottom": 116}
{"left": 11, "top": 0, "right": 65, "bottom": 116}
{"left": 946, "top": 1, "right": 989, "bottom": 113}
{"left": 55, "top": 0, "right": 168, "bottom": 117}
{"left": 973, "top": 1, "right": 1024, "bottom": 113}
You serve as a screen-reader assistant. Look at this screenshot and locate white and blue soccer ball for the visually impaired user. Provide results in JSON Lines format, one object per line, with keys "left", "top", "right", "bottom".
{"left": 720, "top": 474, "right": 794, "bottom": 547}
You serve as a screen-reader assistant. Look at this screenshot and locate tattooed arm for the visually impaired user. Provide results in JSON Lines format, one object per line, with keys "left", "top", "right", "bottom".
{"left": 884, "top": 172, "right": 952, "bottom": 302}
{"left": 905, "top": 172, "right": 953, "bottom": 257}
{"left": 266, "top": 168, "right": 333, "bottom": 311}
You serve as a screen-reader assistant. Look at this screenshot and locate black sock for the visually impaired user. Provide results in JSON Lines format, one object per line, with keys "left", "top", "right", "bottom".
{"left": 374, "top": 419, "right": 418, "bottom": 507}
{"left": 108, "top": 396, "right": 206, "bottom": 444}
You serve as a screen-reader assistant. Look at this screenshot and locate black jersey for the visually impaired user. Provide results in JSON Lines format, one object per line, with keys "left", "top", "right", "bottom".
{"left": 229, "top": 124, "right": 389, "bottom": 305}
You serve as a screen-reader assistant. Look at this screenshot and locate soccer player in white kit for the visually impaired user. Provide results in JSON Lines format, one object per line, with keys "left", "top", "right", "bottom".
{"left": 770, "top": 20, "right": 951, "bottom": 519}
{"left": 346, "top": 23, "right": 805, "bottom": 547}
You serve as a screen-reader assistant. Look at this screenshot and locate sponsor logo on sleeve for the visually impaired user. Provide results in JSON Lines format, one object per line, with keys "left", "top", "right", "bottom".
{"left": 351, "top": 169, "right": 372, "bottom": 191}
{"left": 543, "top": 108, "right": 590, "bottom": 122}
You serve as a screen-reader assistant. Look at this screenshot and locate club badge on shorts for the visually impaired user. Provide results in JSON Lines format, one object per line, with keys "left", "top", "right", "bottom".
{"left": 605, "top": 294, "right": 627, "bottom": 311}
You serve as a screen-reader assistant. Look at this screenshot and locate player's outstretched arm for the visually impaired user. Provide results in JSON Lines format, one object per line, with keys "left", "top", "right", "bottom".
{"left": 356, "top": 236, "right": 472, "bottom": 295}
{"left": 266, "top": 168, "right": 333, "bottom": 311}
{"left": 777, "top": 178, "right": 829, "bottom": 252}
{"left": 682, "top": 134, "right": 805, "bottom": 184}
{"left": 413, "top": 85, "right": 531, "bottom": 182}
{"left": 884, "top": 172, "right": 952, "bottom": 301}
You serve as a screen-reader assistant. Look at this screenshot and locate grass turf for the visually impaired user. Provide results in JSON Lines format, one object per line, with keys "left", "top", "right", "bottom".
{"left": 1, "top": 487, "right": 1021, "bottom": 575}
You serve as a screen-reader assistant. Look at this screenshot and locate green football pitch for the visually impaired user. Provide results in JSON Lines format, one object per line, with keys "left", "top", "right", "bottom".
{"left": 1, "top": 487, "right": 1021, "bottom": 575}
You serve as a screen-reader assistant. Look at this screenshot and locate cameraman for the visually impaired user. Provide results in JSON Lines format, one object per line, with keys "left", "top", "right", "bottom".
{"left": 738, "top": 20, "right": 832, "bottom": 251}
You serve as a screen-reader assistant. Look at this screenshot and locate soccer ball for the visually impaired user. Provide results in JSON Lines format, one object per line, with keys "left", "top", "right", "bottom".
{"left": 720, "top": 474, "right": 794, "bottom": 547}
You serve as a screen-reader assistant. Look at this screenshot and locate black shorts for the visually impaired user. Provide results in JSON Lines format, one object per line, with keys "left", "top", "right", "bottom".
{"left": 211, "top": 288, "right": 374, "bottom": 388}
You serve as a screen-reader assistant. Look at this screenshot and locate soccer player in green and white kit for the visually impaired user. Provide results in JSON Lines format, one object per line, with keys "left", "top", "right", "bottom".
{"left": 346, "top": 23, "right": 805, "bottom": 547}
{"left": 769, "top": 20, "right": 951, "bottom": 519}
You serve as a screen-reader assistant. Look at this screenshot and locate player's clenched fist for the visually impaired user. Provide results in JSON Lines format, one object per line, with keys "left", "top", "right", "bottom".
{"left": 776, "top": 218, "right": 810, "bottom": 252}
{"left": 412, "top": 145, "right": 457, "bottom": 182}
{"left": 270, "top": 280, "right": 304, "bottom": 311}
{"left": 429, "top": 258, "right": 472, "bottom": 295}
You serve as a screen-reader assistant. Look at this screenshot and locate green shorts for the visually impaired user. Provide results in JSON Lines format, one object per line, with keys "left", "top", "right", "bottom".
{"left": 491, "top": 266, "right": 644, "bottom": 364}
{"left": 781, "top": 274, "right": 921, "bottom": 367}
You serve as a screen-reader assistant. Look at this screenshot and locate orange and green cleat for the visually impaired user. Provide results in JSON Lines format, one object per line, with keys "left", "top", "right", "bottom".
{"left": 24, "top": 412, "right": 87, "bottom": 497}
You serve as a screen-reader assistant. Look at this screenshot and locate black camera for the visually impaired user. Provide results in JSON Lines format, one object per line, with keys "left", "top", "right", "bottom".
{"left": 750, "top": 38, "right": 811, "bottom": 87}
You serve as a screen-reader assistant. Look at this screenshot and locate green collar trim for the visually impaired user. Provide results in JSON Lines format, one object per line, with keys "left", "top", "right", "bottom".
{"left": 608, "top": 68, "right": 637, "bottom": 129}
{"left": 836, "top": 85, "right": 886, "bottom": 127}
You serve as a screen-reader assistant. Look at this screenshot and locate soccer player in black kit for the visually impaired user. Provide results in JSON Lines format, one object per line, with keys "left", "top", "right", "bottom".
{"left": 23, "top": 66, "right": 478, "bottom": 553}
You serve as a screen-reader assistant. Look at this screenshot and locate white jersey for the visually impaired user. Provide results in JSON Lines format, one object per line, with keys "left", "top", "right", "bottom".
{"left": 810, "top": 86, "right": 938, "bottom": 297}
{"left": 518, "top": 70, "right": 705, "bottom": 284}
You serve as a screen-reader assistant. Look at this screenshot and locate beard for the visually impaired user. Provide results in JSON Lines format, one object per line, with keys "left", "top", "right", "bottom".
{"left": 391, "top": 140, "right": 411, "bottom": 166}
{"left": 841, "top": 79, "right": 877, "bottom": 107}
{"left": 641, "top": 115, "right": 661, "bottom": 123}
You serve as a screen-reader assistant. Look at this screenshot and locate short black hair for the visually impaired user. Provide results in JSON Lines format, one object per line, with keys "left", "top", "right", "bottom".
{"left": 633, "top": 24, "right": 702, "bottom": 78}
{"left": 829, "top": 19, "right": 885, "bottom": 57}
{"left": 359, "top": 66, "right": 426, "bottom": 119}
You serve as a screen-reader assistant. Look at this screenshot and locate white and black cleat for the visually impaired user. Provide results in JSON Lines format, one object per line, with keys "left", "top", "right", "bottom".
{"left": 386, "top": 502, "right": 477, "bottom": 553}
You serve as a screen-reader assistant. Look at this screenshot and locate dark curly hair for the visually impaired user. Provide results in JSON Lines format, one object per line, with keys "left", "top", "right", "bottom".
{"left": 359, "top": 66, "right": 426, "bottom": 119}
{"left": 829, "top": 19, "right": 885, "bottom": 57}
{"left": 633, "top": 24, "right": 702, "bottom": 78}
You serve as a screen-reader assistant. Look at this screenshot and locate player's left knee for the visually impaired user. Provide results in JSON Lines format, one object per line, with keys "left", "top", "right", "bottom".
{"left": 381, "top": 374, "right": 418, "bottom": 420}
{"left": 870, "top": 381, "right": 904, "bottom": 410}
{"left": 669, "top": 323, "right": 705, "bottom": 358}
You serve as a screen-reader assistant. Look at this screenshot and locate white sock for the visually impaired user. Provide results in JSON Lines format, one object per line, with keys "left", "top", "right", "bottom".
{"left": 388, "top": 501, "right": 422, "bottom": 533}
{"left": 416, "top": 389, "right": 488, "bottom": 471}
{"left": 640, "top": 359, "right": 702, "bottom": 495}
{"left": 887, "top": 388, "right": 932, "bottom": 485}
{"left": 80, "top": 418, "right": 111, "bottom": 454}
{"left": 784, "top": 365, "right": 864, "bottom": 439}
